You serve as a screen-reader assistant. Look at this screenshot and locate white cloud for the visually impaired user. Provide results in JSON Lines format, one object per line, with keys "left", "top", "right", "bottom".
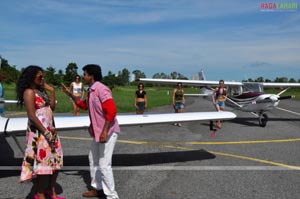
{"left": 1, "top": 0, "right": 299, "bottom": 81}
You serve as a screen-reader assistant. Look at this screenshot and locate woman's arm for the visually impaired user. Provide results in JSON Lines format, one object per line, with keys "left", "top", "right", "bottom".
{"left": 212, "top": 88, "right": 216, "bottom": 104}
{"left": 134, "top": 92, "right": 138, "bottom": 108}
{"left": 172, "top": 89, "right": 176, "bottom": 105}
{"left": 43, "top": 83, "right": 55, "bottom": 110}
{"left": 81, "top": 83, "right": 85, "bottom": 98}
{"left": 144, "top": 94, "right": 147, "bottom": 108}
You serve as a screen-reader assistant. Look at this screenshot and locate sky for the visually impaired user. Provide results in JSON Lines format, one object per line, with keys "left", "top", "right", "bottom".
{"left": 0, "top": 0, "right": 299, "bottom": 81}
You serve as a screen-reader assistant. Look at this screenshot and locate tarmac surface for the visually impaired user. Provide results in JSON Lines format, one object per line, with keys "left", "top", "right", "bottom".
{"left": 1, "top": 96, "right": 300, "bottom": 199}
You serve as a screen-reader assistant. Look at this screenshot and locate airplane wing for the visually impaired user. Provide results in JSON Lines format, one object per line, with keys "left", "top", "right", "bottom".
{"left": 0, "top": 100, "right": 18, "bottom": 104}
{"left": 138, "top": 78, "right": 300, "bottom": 88}
{"left": 185, "top": 94, "right": 209, "bottom": 97}
{"left": 137, "top": 78, "right": 243, "bottom": 86}
{"left": 262, "top": 82, "right": 300, "bottom": 88}
{"left": 0, "top": 111, "right": 236, "bottom": 134}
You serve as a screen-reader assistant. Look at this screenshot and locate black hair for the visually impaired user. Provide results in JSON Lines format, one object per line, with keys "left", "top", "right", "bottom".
{"left": 16, "top": 65, "right": 44, "bottom": 104}
{"left": 138, "top": 83, "right": 144, "bottom": 89}
{"left": 82, "top": 64, "right": 102, "bottom": 81}
{"left": 177, "top": 82, "right": 182, "bottom": 86}
{"left": 74, "top": 74, "right": 81, "bottom": 81}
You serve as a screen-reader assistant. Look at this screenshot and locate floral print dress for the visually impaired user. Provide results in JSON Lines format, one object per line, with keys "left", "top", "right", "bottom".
{"left": 20, "top": 91, "right": 63, "bottom": 182}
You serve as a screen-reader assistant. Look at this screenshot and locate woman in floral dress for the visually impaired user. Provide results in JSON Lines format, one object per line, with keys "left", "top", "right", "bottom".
{"left": 16, "top": 65, "right": 64, "bottom": 199}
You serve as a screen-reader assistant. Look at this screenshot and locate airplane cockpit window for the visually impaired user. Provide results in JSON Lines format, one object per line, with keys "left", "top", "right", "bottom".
{"left": 229, "top": 86, "right": 243, "bottom": 96}
{"left": 242, "top": 83, "right": 264, "bottom": 93}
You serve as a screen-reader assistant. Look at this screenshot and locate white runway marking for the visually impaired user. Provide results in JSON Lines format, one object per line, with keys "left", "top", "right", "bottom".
{"left": 276, "top": 107, "right": 300, "bottom": 116}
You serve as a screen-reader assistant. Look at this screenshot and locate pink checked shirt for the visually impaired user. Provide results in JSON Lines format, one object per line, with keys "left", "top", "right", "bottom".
{"left": 86, "top": 82, "right": 120, "bottom": 142}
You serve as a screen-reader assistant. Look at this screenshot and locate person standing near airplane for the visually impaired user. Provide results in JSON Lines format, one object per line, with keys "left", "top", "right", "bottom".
{"left": 70, "top": 74, "right": 85, "bottom": 116}
{"left": 212, "top": 79, "right": 227, "bottom": 128}
{"left": 61, "top": 64, "right": 120, "bottom": 199}
{"left": 134, "top": 83, "right": 147, "bottom": 114}
{"left": 16, "top": 65, "right": 64, "bottom": 199}
{"left": 172, "top": 82, "right": 185, "bottom": 127}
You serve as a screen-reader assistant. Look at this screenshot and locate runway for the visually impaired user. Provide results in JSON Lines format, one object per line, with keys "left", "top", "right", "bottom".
{"left": 1, "top": 96, "right": 300, "bottom": 199}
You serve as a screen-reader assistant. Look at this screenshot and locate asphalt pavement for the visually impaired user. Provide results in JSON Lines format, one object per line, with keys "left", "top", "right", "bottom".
{"left": 1, "top": 96, "right": 300, "bottom": 199}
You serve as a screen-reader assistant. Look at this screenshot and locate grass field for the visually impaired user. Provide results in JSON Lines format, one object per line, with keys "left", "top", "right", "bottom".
{"left": 2, "top": 83, "right": 200, "bottom": 113}
{"left": 2, "top": 83, "right": 299, "bottom": 114}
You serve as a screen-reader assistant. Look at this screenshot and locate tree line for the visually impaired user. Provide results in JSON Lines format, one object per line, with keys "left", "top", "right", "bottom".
{"left": 243, "top": 76, "right": 300, "bottom": 83}
{"left": 0, "top": 56, "right": 299, "bottom": 88}
{"left": 0, "top": 57, "right": 188, "bottom": 88}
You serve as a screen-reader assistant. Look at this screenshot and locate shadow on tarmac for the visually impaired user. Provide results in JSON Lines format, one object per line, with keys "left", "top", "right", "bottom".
{"left": 1, "top": 133, "right": 215, "bottom": 198}
{"left": 231, "top": 117, "right": 300, "bottom": 127}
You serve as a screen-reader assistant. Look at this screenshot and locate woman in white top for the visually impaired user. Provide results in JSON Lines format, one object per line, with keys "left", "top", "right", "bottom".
{"left": 70, "top": 74, "right": 85, "bottom": 116}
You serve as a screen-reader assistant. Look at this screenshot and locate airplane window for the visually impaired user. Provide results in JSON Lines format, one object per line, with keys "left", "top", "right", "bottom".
{"left": 229, "top": 86, "right": 242, "bottom": 96}
{"left": 243, "top": 83, "right": 263, "bottom": 92}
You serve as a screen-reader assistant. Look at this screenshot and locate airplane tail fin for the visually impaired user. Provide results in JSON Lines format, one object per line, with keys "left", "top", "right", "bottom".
{"left": 198, "top": 69, "right": 206, "bottom": 80}
{"left": 198, "top": 69, "right": 213, "bottom": 95}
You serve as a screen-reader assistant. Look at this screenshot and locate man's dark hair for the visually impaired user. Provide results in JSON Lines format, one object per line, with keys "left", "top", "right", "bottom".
{"left": 82, "top": 64, "right": 103, "bottom": 81}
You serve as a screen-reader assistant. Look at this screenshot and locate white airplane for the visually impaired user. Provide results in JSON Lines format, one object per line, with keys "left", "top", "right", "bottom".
{"left": 136, "top": 73, "right": 300, "bottom": 127}
{"left": 0, "top": 83, "right": 236, "bottom": 154}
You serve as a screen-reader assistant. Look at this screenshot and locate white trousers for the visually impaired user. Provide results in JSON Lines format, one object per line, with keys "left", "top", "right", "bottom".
{"left": 89, "top": 132, "right": 119, "bottom": 199}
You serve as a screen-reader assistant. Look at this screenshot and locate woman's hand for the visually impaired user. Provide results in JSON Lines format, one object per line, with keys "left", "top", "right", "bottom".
{"left": 43, "top": 83, "right": 54, "bottom": 92}
{"left": 51, "top": 128, "right": 57, "bottom": 140}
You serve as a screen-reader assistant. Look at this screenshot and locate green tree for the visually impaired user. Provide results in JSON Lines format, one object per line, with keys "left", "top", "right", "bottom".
{"left": 44, "top": 66, "right": 56, "bottom": 85}
{"left": 102, "top": 71, "right": 117, "bottom": 89}
{"left": 177, "top": 73, "right": 188, "bottom": 80}
{"left": 117, "top": 68, "right": 130, "bottom": 86}
{"left": 132, "top": 70, "right": 146, "bottom": 80}
{"left": 55, "top": 69, "right": 64, "bottom": 86}
{"left": 152, "top": 72, "right": 168, "bottom": 79}
{"left": 288, "top": 78, "right": 296, "bottom": 83}
{"left": 255, "top": 76, "right": 264, "bottom": 82}
{"left": 64, "top": 62, "right": 78, "bottom": 85}
{"left": 274, "top": 77, "right": 288, "bottom": 82}
{"left": 170, "top": 71, "right": 177, "bottom": 79}
{"left": 0, "top": 57, "right": 20, "bottom": 83}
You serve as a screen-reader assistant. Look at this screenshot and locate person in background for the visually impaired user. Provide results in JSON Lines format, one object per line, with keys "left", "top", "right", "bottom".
{"left": 212, "top": 79, "right": 227, "bottom": 129}
{"left": 61, "top": 64, "right": 119, "bottom": 199}
{"left": 134, "top": 83, "right": 147, "bottom": 114}
{"left": 16, "top": 65, "right": 64, "bottom": 199}
{"left": 172, "top": 82, "right": 185, "bottom": 127}
{"left": 70, "top": 74, "right": 85, "bottom": 116}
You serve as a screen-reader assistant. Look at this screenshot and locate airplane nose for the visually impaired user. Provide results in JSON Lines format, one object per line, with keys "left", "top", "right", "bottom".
{"left": 270, "top": 95, "right": 279, "bottom": 102}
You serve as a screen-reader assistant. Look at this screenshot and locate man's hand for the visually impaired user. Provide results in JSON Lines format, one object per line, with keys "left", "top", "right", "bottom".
{"left": 99, "top": 131, "right": 107, "bottom": 143}
{"left": 61, "top": 83, "right": 71, "bottom": 96}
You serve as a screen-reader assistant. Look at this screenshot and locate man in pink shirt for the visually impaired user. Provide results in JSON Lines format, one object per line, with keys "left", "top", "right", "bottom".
{"left": 62, "top": 64, "right": 120, "bottom": 199}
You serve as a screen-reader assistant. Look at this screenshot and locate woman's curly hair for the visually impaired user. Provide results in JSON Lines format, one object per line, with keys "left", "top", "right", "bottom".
{"left": 16, "top": 65, "right": 43, "bottom": 104}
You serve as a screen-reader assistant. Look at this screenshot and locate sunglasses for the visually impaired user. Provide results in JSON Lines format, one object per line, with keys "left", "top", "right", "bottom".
{"left": 36, "top": 75, "right": 44, "bottom": 80}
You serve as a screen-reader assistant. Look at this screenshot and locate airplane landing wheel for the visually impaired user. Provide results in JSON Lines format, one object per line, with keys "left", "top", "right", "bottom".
{"left": 259, "top": 113, "right": 268, "bottom": 127}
